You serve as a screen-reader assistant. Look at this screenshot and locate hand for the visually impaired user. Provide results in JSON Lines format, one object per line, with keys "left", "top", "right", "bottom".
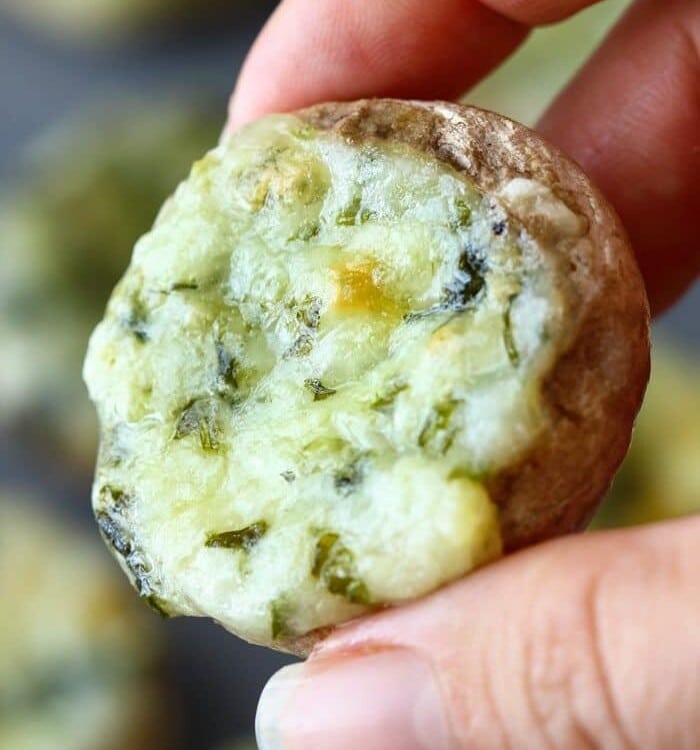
{"left": 228, "top": 2, "right": 700, "bottom": 748}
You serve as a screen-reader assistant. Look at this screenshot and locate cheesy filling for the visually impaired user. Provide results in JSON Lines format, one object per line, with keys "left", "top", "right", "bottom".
{"left": 85, "top": 114, "right": 565, "bottom": 645}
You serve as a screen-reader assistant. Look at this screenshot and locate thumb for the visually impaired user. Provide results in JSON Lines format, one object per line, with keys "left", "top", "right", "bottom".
{"left": 255, "top": 515, "right": 700, "bottom": 750}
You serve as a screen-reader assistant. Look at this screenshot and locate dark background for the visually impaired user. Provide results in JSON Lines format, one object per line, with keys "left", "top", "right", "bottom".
{"left": 0, "top": 3, "right": 696, "bottom": 748}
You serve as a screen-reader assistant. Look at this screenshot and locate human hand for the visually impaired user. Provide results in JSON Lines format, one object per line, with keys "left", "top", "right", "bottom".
{"left": 227, "top": 2, "right": 700, "bottom": 748}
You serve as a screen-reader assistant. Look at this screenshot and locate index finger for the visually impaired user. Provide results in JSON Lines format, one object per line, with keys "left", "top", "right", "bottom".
{"left": 229, "top": 0, "right": 610, "bottom": 130}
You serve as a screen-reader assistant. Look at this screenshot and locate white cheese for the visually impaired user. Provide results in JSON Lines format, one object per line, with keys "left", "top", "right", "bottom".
{"left": 85, "top": 114, "right": 565, "bottom": 646}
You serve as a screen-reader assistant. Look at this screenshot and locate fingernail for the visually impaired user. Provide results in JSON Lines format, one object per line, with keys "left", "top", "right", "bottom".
{"left": 256, "top": 649, "right": 455, "bottom": 750}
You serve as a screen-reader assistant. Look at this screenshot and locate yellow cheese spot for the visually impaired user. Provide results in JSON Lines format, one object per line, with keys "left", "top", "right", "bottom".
{"left": 331, "top": 260, "right": 404, "bottom": 317}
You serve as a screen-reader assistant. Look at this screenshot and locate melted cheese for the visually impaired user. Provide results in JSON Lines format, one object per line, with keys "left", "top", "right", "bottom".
{"left": 85, "top": 114, "right": 565, "bottom": 646}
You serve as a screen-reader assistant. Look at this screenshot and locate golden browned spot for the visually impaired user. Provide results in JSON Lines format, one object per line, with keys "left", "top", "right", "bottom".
{"left": 331, "top": 260, "right": 404, "bottom": 317}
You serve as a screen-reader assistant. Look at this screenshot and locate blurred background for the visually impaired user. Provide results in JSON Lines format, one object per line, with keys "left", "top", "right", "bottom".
{"left": 0, "top": 1, "right": 697, "bottom": 748}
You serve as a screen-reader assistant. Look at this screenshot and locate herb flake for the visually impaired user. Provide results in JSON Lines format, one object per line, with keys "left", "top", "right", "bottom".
{"left": 404, "top": 249, "right": 486, "bottom": 322}
{"left": 305, "top": 378, "right": 337, "bottom": 401}
{"left": 445, "top": 249, "right": 485, "bottom": 310}
{"left": 215, "top": 342, "right": 239, "bottom": 392}
{"left": 312, "top": 532, "right": 370, "bottom": 605}
{"left": 334, "top": 458, "right": 364, "bottom": 495}
{"left": 270, "top": 597, "right": 294, "bottom": 639}
{"left": 206, "top": 520, "right": 269, "bottom": 552}
{"left": 174, "top": 398, "right": 221, "bottom": 451}
{"left": 122, "top": 296, "right": 149, "bottom": 342}
{"left": 371, "top": 382, "right": 408, "bottom": 413}
{"left": 418, "top": 398, "right": 460, "bottom": 454}
{"left": 503, "top": 295, "right": 520, "bottom": 366}
{"left": 335, "top": 195, "right": 362, "bottom": 226}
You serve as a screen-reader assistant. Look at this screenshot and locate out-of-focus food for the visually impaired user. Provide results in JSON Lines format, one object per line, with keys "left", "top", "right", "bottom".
{"left": 593, "top": 346, "right": 700, "bottom": 529}
{"left": 215, "top": 739, "right": 257, "bottom": 750}
{"left": 0, "top": 0, "right": 230, "bottom": 43}
{"left": 84, "top": 100, "right": 648, "bottom": 653}
{"left": 0, "top": 490, "right": 167, "bottom": 750}
{"left": 467, "top": 0, "right": 633, "bottom": 125}
{"left": 0, "top": 101, "right": 219, "bottom": 467}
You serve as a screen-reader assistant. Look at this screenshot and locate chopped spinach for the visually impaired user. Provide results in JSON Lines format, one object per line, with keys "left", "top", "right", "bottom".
{"left": 99, "top": 484, "right": 129, "bottom": 511}
{"left": 445, "top": 249, "right": 486, "bottom": 309}
{"left": 336, "top": 194, "right": 362, "bottom": 226}
{"left": 289, "top": 221, "right": 320, "bottom": 241}
{"left": 174, "top": 398, "right": 221, "bottom": 451}
{"left": 371, "top": 382, "right": 408, "bottom": 413}
{"left": 215, "top": 342, "right": 239, "bottom": 392}
{"left": 334, "top": 458, "right": 365, "bottom": 495}
{"left": 454, "top": 198, "right": 472, "bottom": 228}
{"left": 281, "top": 470, "right": 296, "bottom": 483}
{"left": 121, "top": 295, "right": 149, "bottom": 342}
{"left": 205, "top": 520, "right": 269, "bottom": 552}
{"left": 418, "top": 398, "right": 461, "bottom": 454}
{"left": 503, "top": 295, "right": 520, "bottom": 366}
{"left": 270, "top": 597, "right": 294, "bottom": 639}
{"left": 170, "top": 281, "right": 199, "bottom": 291}
{"left": 312, "top": 532, "right": 370, "bottom": 605}
{"left": 144, "top": 594, "right": 171, "bottom": 618}
{"left": 405, "top": 248, "right": 486, "bottom": 322}
{"left": 305, "top": 379, "right": 337, "bottom": 401}
{"left": 95, "top": 505, "right": 162, "bottom": 609}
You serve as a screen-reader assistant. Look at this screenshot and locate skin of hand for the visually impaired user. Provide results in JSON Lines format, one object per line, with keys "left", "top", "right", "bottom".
{"left": 227, "top": 2, "right": 700, "bottom": 748}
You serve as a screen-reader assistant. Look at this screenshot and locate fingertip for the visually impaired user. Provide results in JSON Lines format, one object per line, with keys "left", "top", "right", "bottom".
{"left": 227, "top": 0, "right": 527, "bottom": 133}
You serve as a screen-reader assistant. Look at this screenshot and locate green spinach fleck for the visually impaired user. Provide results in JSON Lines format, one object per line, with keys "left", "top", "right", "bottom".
{"left": 215, "top": 342, "right": 239, "bottom": 392}
{"left": 445, "top": 249, "right": 486, "bottom": 309}
{"left": 405, "top": 248, "right": 486, "bottom": 322}
{"left": 335, "top": 194, "right": 362, "bottom": 226}
{"left": 371, "top": 382, "right": 408, "bottom": 413}
{"left": 205, "top": 521, "right": 269, "bottom": 552}
{"left": 305, "top": 378, "right": 337, "bottom": 401}
{"left": 453, "top": 198, "right": 472, "bottom": 228}
{"left": 144, "top": 595, "right": 171, "bottom": 618}
{"left": 121, "top": 295, "right": 149, "bottom": 342}
{"left": 95, "top": 505, "right": 162, "bottom": 609}
{"left": 174, "top": 398, "right": 221, "bottom": 451}
{"left": 270, "top": 597, "right": 294, "bottom": 639}
{"left": 418, "top": 398, "right": 461, "bottom": 454}
{"left": 312, "top": 532, "right": 370, "bottom": 605}
{"left": 334, "top": 458, "right": 365, "bottom": 495}
{"left": 289, "top": 221, "right": 320, "bottom": 241}
{"left": 503, "top": 295, "right": 520, "bottom": 366}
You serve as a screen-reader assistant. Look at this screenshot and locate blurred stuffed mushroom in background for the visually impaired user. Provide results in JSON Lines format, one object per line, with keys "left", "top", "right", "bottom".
{"left": 0, "top": 488, "right": 170, "bottom": 750}
{"left": 592, "top": 345, "right": 700, "bottom": 529}
{"left": 0, "top": 99, "right": 220, "bottom": 469}
{"left": 0, "top": 0, "right": 234, "bottom": 45}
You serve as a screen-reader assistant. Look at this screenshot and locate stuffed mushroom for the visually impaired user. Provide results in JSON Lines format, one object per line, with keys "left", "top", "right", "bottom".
{"left": 0, "top": 491, "right": 167, "bottom": 750}
{"left": 0, "top": 0, "right": 231, "bottom": 43}
{"left": 85, "top": 100, "right": 649, "bottom": 653}
{"left": 593, "top": 344, "right": 700, "bottom": 529}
